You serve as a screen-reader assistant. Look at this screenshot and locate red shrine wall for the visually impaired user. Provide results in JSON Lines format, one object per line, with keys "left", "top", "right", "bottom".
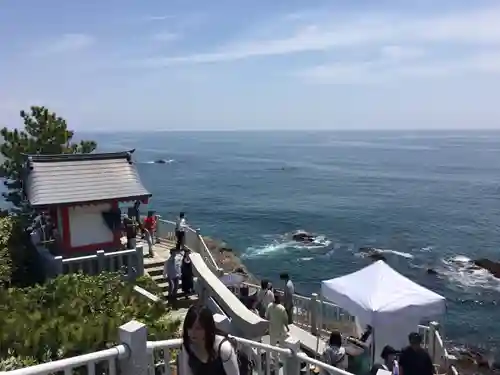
{"left": 54, "top": 197, "right": 149, "bottom": 255}
{"left": 60, "top": 201, "right": 121, "bottom": 254}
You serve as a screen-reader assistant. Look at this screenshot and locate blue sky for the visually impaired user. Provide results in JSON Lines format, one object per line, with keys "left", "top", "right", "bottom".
{"left": 1, "top": 0, "right": 500, "bottom": 131}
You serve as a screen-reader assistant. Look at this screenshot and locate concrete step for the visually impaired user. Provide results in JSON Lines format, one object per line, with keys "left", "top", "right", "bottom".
{"left": 144, "top": 259, "right": 165, "bottom": 269}
{"left": 151, "top": 274, "right": 165, "bottom": 283}
{"left": 146, "top": 265, "right": 164, "bottom": 277}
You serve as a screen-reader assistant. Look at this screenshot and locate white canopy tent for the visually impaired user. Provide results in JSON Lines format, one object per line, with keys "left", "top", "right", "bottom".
{"left": 319, "top": 261, "right": 446, "bottom": 361}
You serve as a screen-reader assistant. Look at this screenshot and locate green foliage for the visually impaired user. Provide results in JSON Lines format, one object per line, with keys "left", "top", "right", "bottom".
{"left": 0, "top": 272, "right": 181, "bottom": 366}
{"left": 0, "top": 106, "right": 97, "bottom": 215}
{"left": 0, "top": 216, "right": 13, "bottom": 286}
{"left": 0, "top": 351, "right": 39, "bottom": 371}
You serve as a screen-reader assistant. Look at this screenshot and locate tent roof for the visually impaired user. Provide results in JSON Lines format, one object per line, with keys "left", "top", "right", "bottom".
{"left": 321, "top": 260, "right": 445, "bottom": 326}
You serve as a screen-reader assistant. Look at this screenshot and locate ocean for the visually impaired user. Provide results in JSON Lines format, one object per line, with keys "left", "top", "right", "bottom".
{"left": 87, "top": 130, "right": 500, "bottom": 353}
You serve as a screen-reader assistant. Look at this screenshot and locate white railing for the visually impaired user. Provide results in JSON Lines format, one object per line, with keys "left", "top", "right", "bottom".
{"left": 434, "top": 330, "right": 459, "bottom": 375}
{"left": 56, "top": 246, "right": 145, "bottom": 279}
{"left": 3, "top": 345, "right": 128, "bottom": 375}
{"left": 155, "top": 218, "right": 459, "bottom": 374}
{"left": 4, "top": 320, "right": 355, "bottom": 375}
{"left": 233, "top": 282, "right": 358, "bottom": 337}
{"left": 35, "top": 242, "right": 145, "bottom": 280}
{"left": 147, "top": 334, "right": 356, "bottom": 375}
{"left": 156, "top": 219, "right": 221, "bottom": 274}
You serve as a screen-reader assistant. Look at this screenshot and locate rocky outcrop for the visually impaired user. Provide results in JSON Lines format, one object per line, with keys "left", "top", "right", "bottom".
{"left": 453, "top": 347, "right": 500, "bottom": 374}
{"left": 473, "top": 258, "right": 500, "bottom": 279}
{"left": 358, "top": 247, "right": 387, "bottom": 262}
{"left": 154, "top": 159, "right": 166, "bottom": 164}
{"left": 426, "top": 268, "right": 438, "bottom": 275}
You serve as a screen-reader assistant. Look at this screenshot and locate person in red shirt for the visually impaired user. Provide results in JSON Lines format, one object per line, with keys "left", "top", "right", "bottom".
{"left": 143, "top": 211, "right": 157, "bottom": 257}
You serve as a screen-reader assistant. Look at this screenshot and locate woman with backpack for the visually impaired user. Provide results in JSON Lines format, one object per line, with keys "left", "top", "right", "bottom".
{"left": 180, "top": 305, "right": 240, "bottom": 375}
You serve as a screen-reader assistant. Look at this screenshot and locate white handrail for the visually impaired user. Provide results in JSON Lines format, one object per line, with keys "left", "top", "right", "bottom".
{"left": 158, "top": 219, "right": 220, "bottom": 273}
{"left": 4, "top": 345, "right": 128, "bottom": 375}
{"left": 297, "top": 352, "right": 354, "bottom": 375}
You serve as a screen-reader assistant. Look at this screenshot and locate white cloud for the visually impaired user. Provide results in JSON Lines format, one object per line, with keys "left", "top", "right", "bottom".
{"left": 298, "top": 50, "right": 500, "bottom": 84}
{"left": 143, "top": 15, "right": 174, "bottom": 21}
{"left": 380, "top": 45, "right": 425, "bottom": 61}
{"left": 34, "top": 33, "right": 94, "bottom": 56}
{"left": 135, "top": 5, "right": 500, "bottom": 67}
{"left": 151, "top": 32, "right": 180, "bottom": 43}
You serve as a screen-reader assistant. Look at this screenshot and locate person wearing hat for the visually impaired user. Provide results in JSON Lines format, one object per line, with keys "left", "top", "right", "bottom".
{"left": 380, "top": 345, "right": 400, "bottom": 374}
{"left": 398, "top": 332, "right": 434, "bottom": 375}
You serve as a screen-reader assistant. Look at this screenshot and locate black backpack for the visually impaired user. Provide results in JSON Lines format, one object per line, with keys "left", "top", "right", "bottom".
{"left": 218, "top": 337, "right": 254, "bottom": 375}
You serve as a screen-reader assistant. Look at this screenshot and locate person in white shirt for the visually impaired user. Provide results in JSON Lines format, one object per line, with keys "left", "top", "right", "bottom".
{"left": 180, "top": 305, "right": 240, "bottom": 375}
{"left": 265, "top": 294, "right": 290, "bottom": 365}
{"left": 164, "top": 250, "right": 182, "bottom": 303}
{"left": 175, "top": 212, "right": 187, "bottom": 251}
{"left": 280, "top": 273, "right": 295, "bottom": 324}
{"left": 257, "top": 280, "right": 274, "bottom": 318}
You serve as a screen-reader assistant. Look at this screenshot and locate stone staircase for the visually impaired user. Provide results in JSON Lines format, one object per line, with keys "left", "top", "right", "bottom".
{"left": 143, "top": 258, "right": 198, "bottom": 308}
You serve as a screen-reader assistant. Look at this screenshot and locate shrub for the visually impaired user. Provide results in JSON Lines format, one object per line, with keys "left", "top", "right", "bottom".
{"left": 0, "top": 216, "right": 13, "bottom": 286}
{"left": 0, "top": 272, "right": 181, "bottom": 367}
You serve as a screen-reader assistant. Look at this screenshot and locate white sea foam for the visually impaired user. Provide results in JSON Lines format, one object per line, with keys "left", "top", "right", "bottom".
{"left": 142, "top": 159, "right": 175, "bottom": 164}
{"left": 356, "top": 247, "right": 414, "bottom": 259}
{"left": 439, "top": 255, "right": 500, "bottom": 291}
{"left": 242, "top": 232, "right": 331, "bottom": 259}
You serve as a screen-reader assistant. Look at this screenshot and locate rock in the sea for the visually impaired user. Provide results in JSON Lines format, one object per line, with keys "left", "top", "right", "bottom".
{"left": 154, "top": 159, "right": 166, "bottom": 164}
{"left": 426, "top": 268, "right": 438, "bottom": 275}
{"left": 292, "top": 230, "right": 315, "bottom": 243}
{"left": 358, "top": 247, "right": 387, "bottom": 262}
{"left": 359, "top": 247, "right": 376, "bottom": 252}
{"left": 454, "top": 348, "right": 499, "bottom": 373}
{"left": 234, "top": 267, "right": 247, "bottom": 275}
{"left": 473, "top": 258, "right": 500, "bottom": 279}
{"left": 368, "top": 252, "right": 387, "bottom": 262}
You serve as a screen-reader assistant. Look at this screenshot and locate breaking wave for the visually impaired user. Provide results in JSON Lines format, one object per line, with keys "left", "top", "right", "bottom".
{"left": 242, "top": 232, "right": 331, "bottom": 259}
{"left": 438, "top": 255, "right": 500, "bottom": 291}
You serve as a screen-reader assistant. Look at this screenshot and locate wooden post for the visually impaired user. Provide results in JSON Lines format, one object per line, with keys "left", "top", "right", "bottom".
{"left": 135, "top": 245, "right": 144, "bottom": 277}
{"left": 283, "top": 337, "right": 301, "bottom": 375}
{"left": 96, "top": 250, "right": 105, "bottom": 274}
{"left": 118, "top": 320, "right": 148, "bottom": 375}
{"left": 310, "top": 293, "right": 318, "bottom": 335}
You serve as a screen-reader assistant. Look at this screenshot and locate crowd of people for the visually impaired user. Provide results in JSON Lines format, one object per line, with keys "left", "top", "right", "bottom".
{"left": 162, "top": 212, "right": 194, "bottom": 303}
{"left": 178, "top": 304, "right": 436, "bottom": 375}
{"left": 320, "top": 328, "right": 435, "bottom": 375}
{"left": 126, "top": 207, "right": 437, "bottom": 375}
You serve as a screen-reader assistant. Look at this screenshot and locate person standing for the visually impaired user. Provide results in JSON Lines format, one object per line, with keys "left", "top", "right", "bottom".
{"left": 180, "top": 305, "right": 240, "bottom": 375}
{"left": 143, "top": 211, "right": 157, "bottom": 257}
{"left": 398, "top": 332, "right": 434, "bottom": 375}
{"left": 321, "top": 331, "right": 348, "bottom": 372}
{"left": 265, "top": 294, "right": 290, "bottom": 366}
{"left": 257, "top": 280, "right": 275, "bottom": 318}
{"left": 280, "top": 273, "right": 295, "bottom": 324}
{"left": 124, "top": 216, "right": 137, "bottom": 250}
{"left": 175, "top": 212, "right": 187, "bottom": 251}
{"left": 164, "top": 250, "right": 182, "bottom": 304}
{"left": 181, "top": 248, "right": 194, "bottom": 296}
{"left": 381, "top": 345, "right": 400, "bottom": 375}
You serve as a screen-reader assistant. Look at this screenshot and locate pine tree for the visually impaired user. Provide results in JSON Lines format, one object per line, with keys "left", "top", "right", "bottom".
{"left": 0, "top": 106, "right": 97, "bottom": 216}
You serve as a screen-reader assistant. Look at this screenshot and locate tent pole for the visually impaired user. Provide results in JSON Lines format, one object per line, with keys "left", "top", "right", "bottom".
{"left": 316, "top": 291, "right": 323, "bottom": 355}
{"left": 371, "top": 328, "right": 375, "bottom": 366}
